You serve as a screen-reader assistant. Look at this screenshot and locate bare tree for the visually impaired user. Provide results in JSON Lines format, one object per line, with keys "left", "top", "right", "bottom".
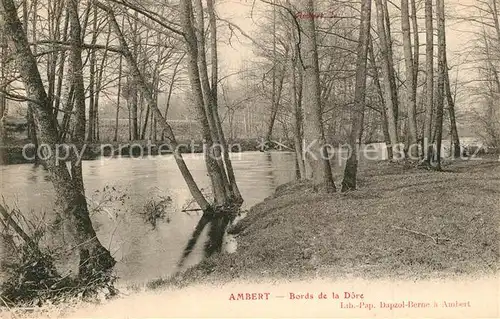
{"left": 289, "top": 13, "right": 305, "bottom": 179}
{"left": 298, "top": 0, "right": 336, "bottom": 192}
{"left": 1, "top": 0, "right": 115, "bottom": 278}
{"left": 207, "top": 0, "right": 243, "bottom": 203}
{"left": 444, "top": 57, "right": 461, "bottom": 158}
{"left": 375, "top": 0, "right": 400, "bottom": 159}
{"left": 423, "top": 0, "right": 434, "bottom": 164}
{"left": 401, "top": 0, "right": 418, "bottom": 157}
{"left": 341, "top": 0, "right": 372, "bottom": 191}
{"left": 434, "top": 0, "right": 445, "bottom": 170}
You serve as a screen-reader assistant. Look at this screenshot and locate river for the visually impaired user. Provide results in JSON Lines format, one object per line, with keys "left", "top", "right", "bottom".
{"left": 2, "top": 141, "right": 464, "bottom": 285}
{"left": 1, "top": 151, "right": 304, "bottom": 285}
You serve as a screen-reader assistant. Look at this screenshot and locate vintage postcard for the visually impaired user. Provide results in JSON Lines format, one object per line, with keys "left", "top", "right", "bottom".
{"left": 0, "top": 0, "right": 498, "bottom": 317}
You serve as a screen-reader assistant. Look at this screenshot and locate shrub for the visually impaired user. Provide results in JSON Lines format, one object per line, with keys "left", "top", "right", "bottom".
{"left": 0, "top": 204, "right": 116, "bottom": 307}
{"left": 140, "top": 195, "right": 173, "bottom": 229}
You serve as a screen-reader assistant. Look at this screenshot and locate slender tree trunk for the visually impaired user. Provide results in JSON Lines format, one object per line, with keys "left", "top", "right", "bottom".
{"left": 265, "top": 0, "right": 277, "bottom": 143}
{"left": 299, "top": 0, "right": 336, "bottom": 192}
{"left": 138, "top": 30, "right": 150, "bottom": 140}
{"left": 192, "top": 0, "right": 230, "bottom": 204}
{"left": 140, "top": 105, "right": 150, "bottom": 140}
{"left": 410, "top": 0, "right": 420, "bottom": 86}
{"left": 410, "top": 0, "right": 420, "bottom": 154}
{"left": 161, "top": 53, "right": 185, "bottom": 141}
{"left": 341, "top": 0, "right": 371, "bottom": 191}
{"left": 148, "top": 32, "right": 163, "bottom": 142}
{"left": 114, "top": 30, "right": 124, "bottom": 142}
{"left": 375, "top": 0, "right": 400, "bottom": 159}
{"left": 86, "top": 4, "right": 98, "bottom": 142}
{"left": 401, "top": 0, "right": 418, "bottom": 157}
{"left": 207, "top": 0, "right": 243, "bottom": 203}
{"left": 130, "top": 14, "right": 139, "bottom": 140}
{"left": 423, "top": 0, "right": 434, "bottom": 164}
{"left": 266, "top": 62, "right": 287, "bottom": 145}
{"left": 53, "top": 10, "right": 69, "bottom": 121}
{"left": 47, "top": 1, "right": 63, "bottom": 115}
{"left": 443, "top": 41, "right": 460, "bottom": 158}
{"left": 383, "top": 0, "right": 399, "bottom": 126}
{"left": 25, "top": 0, "right": 39, "bottom": 160}
{"left": 291, "top": 35, "right": 305, "bottom": 179}
{"left": 435, "top": 0, "right": 445, "bottom": 170}
{"left": 58, "top": 84, "right": 74, "bottom": 142}
{"left": 93, "top": 26, "right": 111, "bottom": 143}
{"left": 368, "top": 37, "right": 393, "bottom": 159}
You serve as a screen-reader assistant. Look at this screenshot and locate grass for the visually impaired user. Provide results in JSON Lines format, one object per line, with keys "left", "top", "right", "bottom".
{"left": 162, "top": 157, "right": 500, "bottom": 287}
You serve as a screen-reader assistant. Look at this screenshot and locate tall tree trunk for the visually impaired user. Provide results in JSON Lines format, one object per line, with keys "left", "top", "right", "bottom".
{"left": 435, "top": 0, "right": 445, "bottom": 170}
{"left": 207, "top": 0, "right": 243, "bottom": 203}
{"left": 383, "top": 0, "right": 399, "bottom": 127}
{"left": 443, "top": 39, "right": 461, "bottom": 158}
{"left": 25, "top": 0, "right": 39, "bottom": 161}
{"left": 1, "top": 0, "right": 115, "bottom": 278}
{"left": 341, "top": 0, "right": 371, "bottom": 191}
{"left": 66, "top": 0, "right": 115, "bottom": 277}
{"left": 375, "top": 0, "right": 400, "bottom": 159}
{"left": 192, "top": 0, "right": 230, "bottom": 204}
{"left": 423, "top": 0, "right": 434, "bottom": 164}
{"left": 368, "top": 37, "right": 393, "bottom": 159}
{"left": 140, "top": 105, "right": 150, "bottom": 140}
{"left": 114, "top": 42, "right": 123, "bottom": 141}
{"left": 148, "top": 32, "right": 163, "bottom": 142}
{"left": 93, "top": 25, "right": 111, "bottom": 143}
{"left": 299, "top": 0, "right": 336, "bottom": 192}
{"left": 401, "top": 0, "right": 418, "bottom": 157}
{"left": 410, "top": 0, "right": 420, "bottom": 85}
{"left": 53, "top": 10, "right": 69, "bottom": 122}
{"left": 138, "top": 30, "right": 150, "bottom": 140}
{"left": 265, "top": 61, "right": 287, "bottom": 145}
{"left": 130, "top": 13, "right": 139, "bottom": 140}
{"left": 47, "top": 1, "right": 63, "bottom": 116}
{"left": 114, "top": 16, "right": 126, "bottom": 142}
{"left": 161, "top": 53, "right": 185, "bottom": 141}
{"left": 86, "top": 3, "right": 98, "bottom": 142}
{"left": 265, "top": 0, "right": 277, "bottom": 143}
{"left": 291, "top": 32, "right": 305, "bottom": 179}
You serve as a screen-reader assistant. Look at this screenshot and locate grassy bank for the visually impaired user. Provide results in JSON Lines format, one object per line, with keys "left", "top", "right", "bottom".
{"left": 164, "top": 158, "right": 499, "bottom": 286}
{"left": 2, "top": 158, "right": 499, "bottom": 317}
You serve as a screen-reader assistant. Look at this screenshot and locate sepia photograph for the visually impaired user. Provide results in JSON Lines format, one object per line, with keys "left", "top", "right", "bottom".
{"left": 0, "top": 0, "right": 498, "bottom": 317}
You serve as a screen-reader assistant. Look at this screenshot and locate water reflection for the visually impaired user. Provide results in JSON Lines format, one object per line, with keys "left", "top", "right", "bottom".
{"left": 0, "top": 144, "right": 391, "bottom": 283}
{"left": 0, "top": 151, "right": 297, "bottom": 284}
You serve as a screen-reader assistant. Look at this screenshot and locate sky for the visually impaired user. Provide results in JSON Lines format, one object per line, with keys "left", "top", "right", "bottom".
{"left": 215, "top": 0, "right": 480, "bottom": 82}
{"left": 216, "top": 0, "right": 261, "bottom": 73}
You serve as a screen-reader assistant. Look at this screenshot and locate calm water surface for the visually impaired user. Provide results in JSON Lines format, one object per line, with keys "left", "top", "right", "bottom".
{"left": 1, "top": 152, "right": 299, "bottom": 284}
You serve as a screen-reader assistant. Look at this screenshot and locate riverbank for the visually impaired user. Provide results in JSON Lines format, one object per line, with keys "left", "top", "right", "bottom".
{"left": 163, "top": 157, "right": 499, "bottom": 286}
{"left": 1, "top": 157, "right": 499, "bottom": 317}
